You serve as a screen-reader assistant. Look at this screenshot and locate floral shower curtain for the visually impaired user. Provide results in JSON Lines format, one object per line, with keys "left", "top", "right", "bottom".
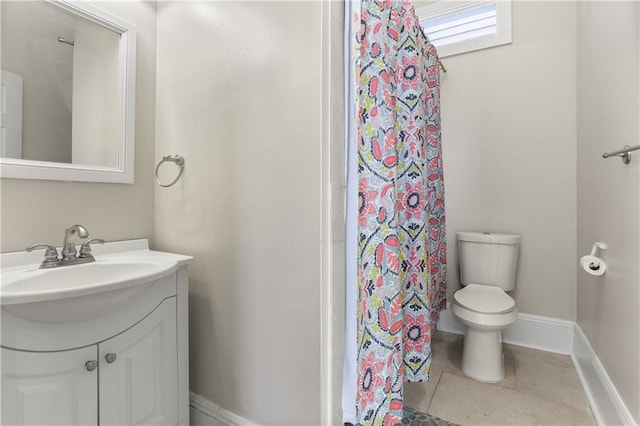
{"left": 354, "top": 0, "right": 446, "bottom": 424}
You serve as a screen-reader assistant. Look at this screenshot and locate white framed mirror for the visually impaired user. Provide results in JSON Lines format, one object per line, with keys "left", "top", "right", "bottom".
{"left": 0, "top": 0, "right": 136, "bottom": 183}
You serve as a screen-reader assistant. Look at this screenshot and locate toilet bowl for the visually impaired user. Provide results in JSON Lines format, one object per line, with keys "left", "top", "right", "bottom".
{"left": 452, "top": 284, "right": 517, "bottom": 382}
{"left": 453, "top": 232, "right": 520, "bottom": 383}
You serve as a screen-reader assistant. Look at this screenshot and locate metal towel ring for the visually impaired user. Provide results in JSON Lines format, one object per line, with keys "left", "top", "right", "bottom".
{"left": 155, "top": 155, "right": 185, "bottom": 187}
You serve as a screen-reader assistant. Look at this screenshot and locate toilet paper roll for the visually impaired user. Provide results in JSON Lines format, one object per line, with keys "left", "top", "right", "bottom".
{"left": 580, "top": 255, "right": 606, "bottom": 276}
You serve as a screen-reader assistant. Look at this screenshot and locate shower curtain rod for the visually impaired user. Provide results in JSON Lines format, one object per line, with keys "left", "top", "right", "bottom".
{"left": 417, "top": 25, "right": 447, "bottom": 73}
{"left": 438, "top": 58, "right": 447, "bottom": 73}
{"left": 57, "top": 36, "right": 74, "bottom": 46}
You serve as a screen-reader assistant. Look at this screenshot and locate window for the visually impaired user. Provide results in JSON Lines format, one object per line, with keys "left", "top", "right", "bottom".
{"left": 415, "top": 0, "right": 512, "bottom": 58}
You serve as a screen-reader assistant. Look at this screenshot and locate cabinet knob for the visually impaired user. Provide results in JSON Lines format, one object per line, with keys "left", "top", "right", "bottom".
{"left": 105, "top": 353, "right": 117, "bottom": 364}
{"left": 85, "top": 360, "right": 98, "bottom": 371}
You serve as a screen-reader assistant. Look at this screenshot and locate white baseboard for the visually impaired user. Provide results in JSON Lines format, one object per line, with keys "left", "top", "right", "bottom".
{"left": 502, "top": 312, "right": 575, "bottom": 354}
{"left": 571, "top": 325, "right": 636, "bottom": 426}
{"left": 189, "top": 392, "right": 257, "bottom": 426}
{"left": 190, "top": 406, "right": 227, "bottom": 426}
{"left": 437, "top": 304, "right": 575, "bottom": 354}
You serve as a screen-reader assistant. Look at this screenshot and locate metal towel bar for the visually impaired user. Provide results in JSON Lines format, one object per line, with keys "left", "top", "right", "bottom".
{"left": 155, "top": 155, "right": 185, "bottom": 187}
{"left": 602, "top": 144, "right": 640, "bottom": 164}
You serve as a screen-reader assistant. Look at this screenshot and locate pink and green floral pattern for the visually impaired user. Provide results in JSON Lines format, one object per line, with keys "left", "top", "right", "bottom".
{"left": 354, "top": 0, "right": 446, "bottom": 424}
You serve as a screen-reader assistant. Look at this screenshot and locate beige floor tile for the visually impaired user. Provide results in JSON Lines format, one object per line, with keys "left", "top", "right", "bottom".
{"left": 506, "top": 344, "right": 574, "bottom": 368}
{"left": 431, "top": 331, "right": 464, "bottom": 376}
{"left": 428, "top": 373, "right": 596, "bottom": 426}
{"left": 404, "top": 368, "right": 443, "bottom": 412}
{"left": 509, "top": 346, "right": 590, "bottom": 411}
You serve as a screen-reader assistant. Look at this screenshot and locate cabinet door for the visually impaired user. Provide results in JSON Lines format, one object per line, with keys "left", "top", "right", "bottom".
{"left": 1, "top": 345, "right": 98, "bottom": 425}
{"left": 99, "top": 298, "right": 178, "bottom": 426}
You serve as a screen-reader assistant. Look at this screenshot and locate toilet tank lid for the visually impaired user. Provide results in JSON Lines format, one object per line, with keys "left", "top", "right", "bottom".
{"left": 457, "top": 232, "right": 520, "bottom": 245}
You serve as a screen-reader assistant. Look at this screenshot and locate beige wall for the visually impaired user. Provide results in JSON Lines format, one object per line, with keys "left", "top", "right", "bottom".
{"left": 577, "top": 2, "right": 639, "bottom": 422}
{"left": 441, "top": 1, "right": 577, "bottom": 319}
{"left": 0, "top": 1, "right": 157, "bottom": 252}
{"left": 154, "top": 2, "right": 324, "bottom": 424}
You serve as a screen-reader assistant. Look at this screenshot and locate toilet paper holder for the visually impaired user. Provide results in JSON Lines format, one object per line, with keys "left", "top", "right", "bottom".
{"left": 589, "top": 242, "right": 607, "bottom": 257}
{"left": 580, "top": 242, "right": 607, "bottom": 275}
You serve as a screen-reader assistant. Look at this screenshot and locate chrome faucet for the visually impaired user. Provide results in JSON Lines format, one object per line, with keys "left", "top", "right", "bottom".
{"left": 26, "top": 225, "right": 105, "bottom": 269}
{"left": 61, "top": 224, "right": 89, "bottom": 261}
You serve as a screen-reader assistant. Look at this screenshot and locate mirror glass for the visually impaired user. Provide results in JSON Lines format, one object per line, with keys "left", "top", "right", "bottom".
{"left": 0, "top": 0, "right": 136, "bottom": 183}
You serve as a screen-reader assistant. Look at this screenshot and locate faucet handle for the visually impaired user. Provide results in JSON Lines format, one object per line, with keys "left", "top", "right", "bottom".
{"left": 26, "top": 244, "right": 60, "bottom": 266}
{"left": 79, "top": 239, "right": 105, "bottom": 258}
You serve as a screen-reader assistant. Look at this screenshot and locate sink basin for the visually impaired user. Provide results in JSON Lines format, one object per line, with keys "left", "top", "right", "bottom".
{"left": 2, "top": 258, "right": 173, "bottom": 305}
{"left": 0, "top": 239, "right": 192, "bottom": 323}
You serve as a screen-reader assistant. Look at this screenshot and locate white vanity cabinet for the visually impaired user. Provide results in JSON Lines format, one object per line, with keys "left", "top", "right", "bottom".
{"left": 0, "top": 243, "right": 191, "bottom": 426}
{"left": 2, "top": 301, "right": 176, "bottom": 425}
{"left": 99, "top": 299, "right": 177, "bottom": 425}
{"left": 1, "top": 345, "right": 99, "bottom": 425}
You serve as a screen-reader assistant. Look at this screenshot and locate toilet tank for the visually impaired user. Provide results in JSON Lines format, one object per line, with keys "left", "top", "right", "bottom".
{"left": 457, "top": 232, "right": 520, "bottom": 291}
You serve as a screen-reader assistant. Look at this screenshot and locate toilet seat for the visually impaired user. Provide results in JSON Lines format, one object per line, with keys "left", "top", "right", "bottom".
{"left": 453, "top": 284, "right": 515, "bottom": 314}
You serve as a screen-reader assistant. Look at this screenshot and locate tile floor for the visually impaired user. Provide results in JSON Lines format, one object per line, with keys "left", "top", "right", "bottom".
{"left": 404, "top": 332, "right": 597, "bottom": 426}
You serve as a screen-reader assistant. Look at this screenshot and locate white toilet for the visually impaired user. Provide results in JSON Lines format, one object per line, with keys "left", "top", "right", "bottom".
{"left": 452, "top": 231, "right": 520, "bottom": 383}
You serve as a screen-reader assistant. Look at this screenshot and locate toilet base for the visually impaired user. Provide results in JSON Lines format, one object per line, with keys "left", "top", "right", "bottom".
{"left": 461, "top": 327, "right": 505, "bottom": 383}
